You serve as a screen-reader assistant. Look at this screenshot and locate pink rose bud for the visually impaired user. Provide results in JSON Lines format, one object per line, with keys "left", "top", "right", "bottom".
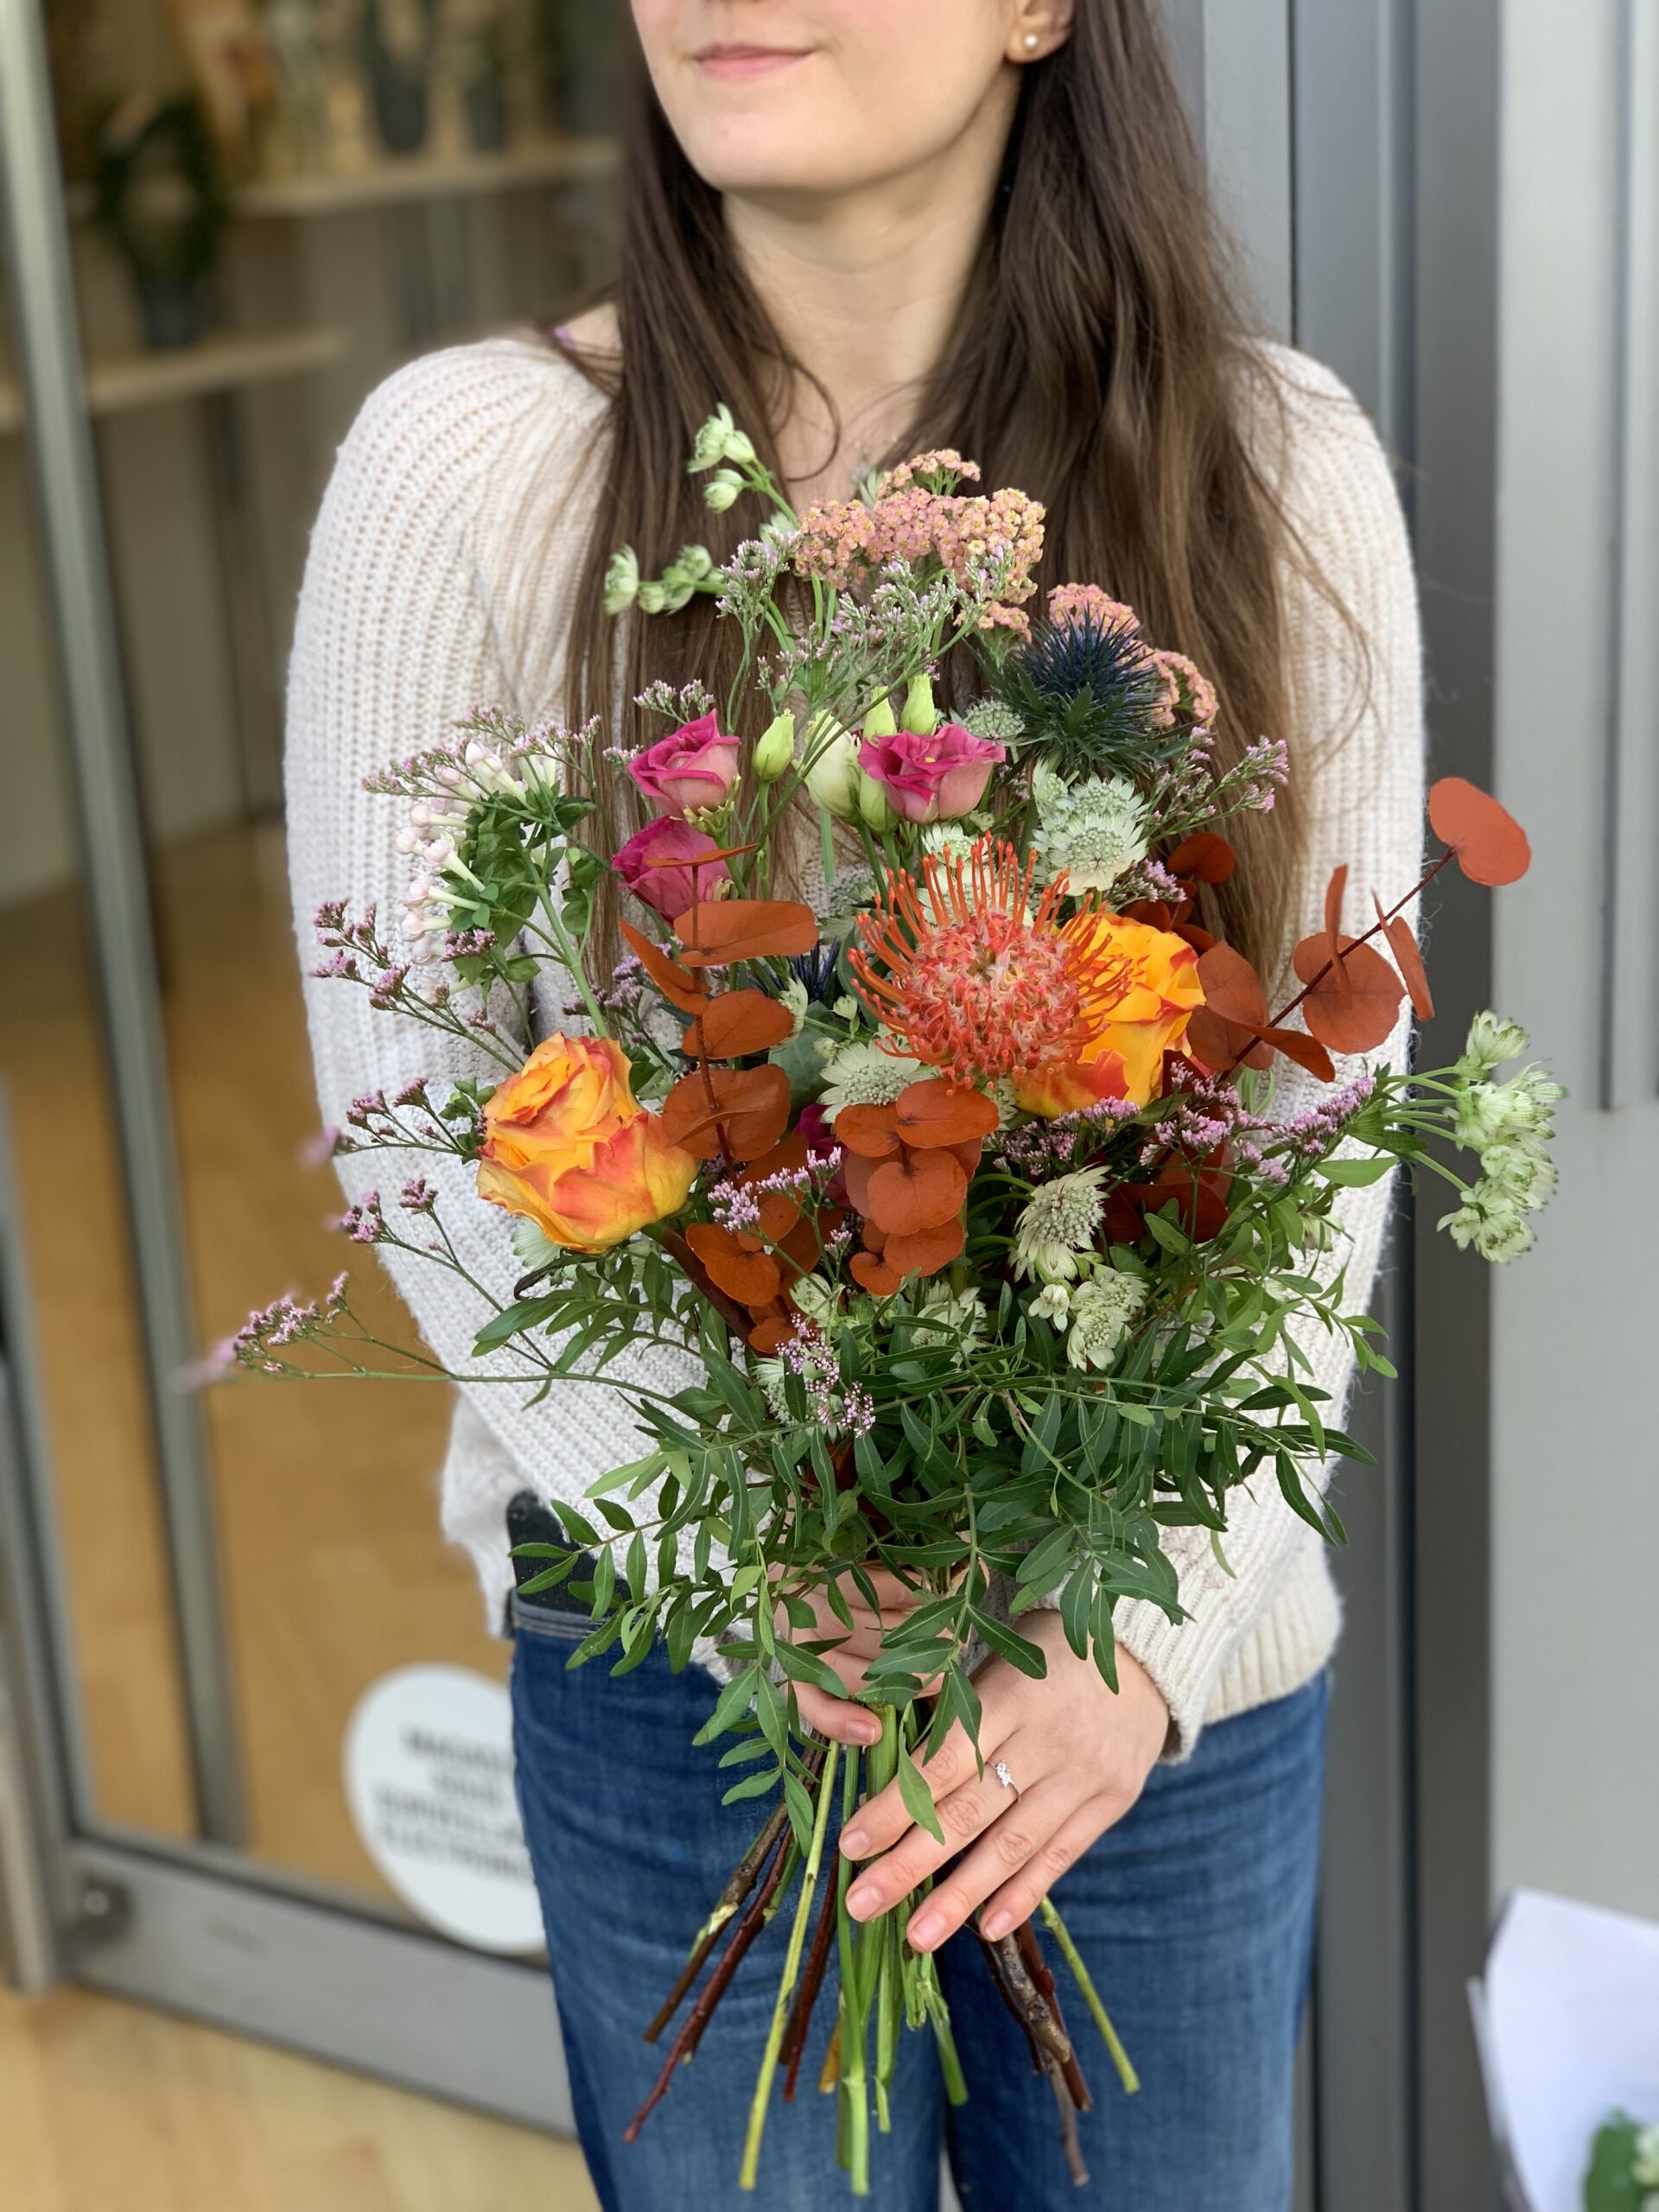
{"left": 611, "top": 818, "right": 731, "bottom": 921}
{"left": 626, "top": 711, "right": 741, "bottom": 818}
{"left": 855, "top": 722, "right": 1007, "bottom": 826}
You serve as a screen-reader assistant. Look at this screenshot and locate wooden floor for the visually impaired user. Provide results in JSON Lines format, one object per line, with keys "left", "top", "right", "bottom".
{"left": 0, "top": 1981, "right": 600, "bottom": 2212}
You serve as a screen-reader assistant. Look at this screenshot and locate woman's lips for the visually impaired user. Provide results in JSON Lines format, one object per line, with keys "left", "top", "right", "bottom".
{"left": 692, "top": 44, "right": 811, "bottom": 81}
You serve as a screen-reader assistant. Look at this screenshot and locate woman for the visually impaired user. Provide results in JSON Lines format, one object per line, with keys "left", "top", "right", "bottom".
{"left": 286, "top": 3, "right": 1423, "bottom": 2206}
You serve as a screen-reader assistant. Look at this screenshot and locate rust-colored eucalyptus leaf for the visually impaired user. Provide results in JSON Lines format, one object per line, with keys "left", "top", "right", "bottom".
{"left": 1168, "top": 830, "right": 1236, "bottom": 885}
{"left": 1195, "top": 942, "right": 1269, "bottom": 1028}
{"left": 686, "top": 1224, "right": 782, "bottom": 1306}
{"left": 660, "top": 1065, "right": 792, "bottom": 1161}
{"left": 1324, "top": 865, "right": 1353, "bottom": 1001}
{"left": 1427, "top": 776, "right": 1532, "bottom": 887}
{"left": 1375, "top": 897, "right": 1434, "bottom": 1020}
{"left": 1185, "top": 1006, "right": 1272, "bottom": 1074}
{"left": 1291, "top": 934, "right": 1404, "bottom": 1054}
{"left": 864, "top": 1147, "right": 968, "bottom": 1235}
{"left": 849, "top": 1250, "right": 903, "bottom": 1297}
{"left": 1257, "top": 1026, "right": 1337, "bottom": 1083}
{"left": 835, "top": 1103, "right": 902, "bottom": 1160}
{"left": 683, "top": 989, "right": 797, "bottom": 1061}
{"left": 884, "top": 1218, "right": 967, "bottom": 1280}
{"left": 620, "top": 920, "right": 711, "bottom": 1016}
{"left": 893, "top": 1079, "right": 999, "bottom": 1149}
{"left": 676, "top": 899, "right": 821, "bottom": 967}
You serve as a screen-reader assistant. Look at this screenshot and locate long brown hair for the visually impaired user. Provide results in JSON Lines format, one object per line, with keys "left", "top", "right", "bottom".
{"left": 556, "top": 1, "right": 1346, "bottom": 974}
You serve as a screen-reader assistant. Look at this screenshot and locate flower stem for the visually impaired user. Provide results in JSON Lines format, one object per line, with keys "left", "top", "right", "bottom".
{"left": 1039, "top": 1897, "right": 1139, "bottom": 2094}
{"left": 739, "top": 1742, "right": 841, "bottom": 2190}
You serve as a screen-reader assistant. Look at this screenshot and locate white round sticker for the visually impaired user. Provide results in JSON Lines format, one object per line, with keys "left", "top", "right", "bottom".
{"left": 343, "top": 1665, "right": 544, "bottom": 1955}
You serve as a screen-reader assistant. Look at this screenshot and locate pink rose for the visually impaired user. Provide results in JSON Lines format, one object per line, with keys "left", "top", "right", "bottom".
{"left": 611, "top": 819, "right": 730, "bottom": 922}
{"left": 856, "top": 722, "right": 1006, "bottom": 825}
{"left": 627, "top": 712, "right": 741, "bottom": 818}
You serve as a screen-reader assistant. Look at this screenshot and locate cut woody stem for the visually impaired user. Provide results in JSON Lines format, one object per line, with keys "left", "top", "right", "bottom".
{"left": 645, "top": 1797, "right": 791, "bottom": 2044}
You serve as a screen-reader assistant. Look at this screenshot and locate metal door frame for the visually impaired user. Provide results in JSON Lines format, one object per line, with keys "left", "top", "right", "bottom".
{"left": 0, "top": 0, "right": 574, "bottom": 2126}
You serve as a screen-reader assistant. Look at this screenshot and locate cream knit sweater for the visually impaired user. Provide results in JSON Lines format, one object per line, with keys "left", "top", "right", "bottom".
{"left": 285, "top": 332, "right": 1424, "bottom": 1758}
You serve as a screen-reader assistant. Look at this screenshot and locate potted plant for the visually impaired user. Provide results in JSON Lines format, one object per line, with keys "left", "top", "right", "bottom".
{"left": 91, "top": 94, "right": 229, "bottom": 350}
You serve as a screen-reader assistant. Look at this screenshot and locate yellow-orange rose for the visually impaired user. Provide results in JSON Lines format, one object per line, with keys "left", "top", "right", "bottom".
{"left": 1014, "top": 913, "right": 1205, "bottom": 1116}
{"left": 476, "top": 1034, "right": 696, "bottom": 1253}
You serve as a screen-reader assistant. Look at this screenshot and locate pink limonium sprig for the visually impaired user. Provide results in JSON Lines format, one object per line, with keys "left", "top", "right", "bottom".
{"left": 312, "top": 900, "right": 524, "bottom": 1071}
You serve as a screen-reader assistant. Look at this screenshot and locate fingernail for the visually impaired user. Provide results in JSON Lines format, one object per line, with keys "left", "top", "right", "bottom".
{"left": 848, "top": 1718, "right": 880, "bottom": 1745}
{"left": 847, "top": 1885, "right": 880, "bottom": 1920}
{"left": 981, "top": 1910, "right": 1011, "bottom": 1942}
{"left": 841, "top": 1827, "right": 868, "bottom": 1859}
{"left": 907, "top": 1911, "right": 943, "bottom": 1951}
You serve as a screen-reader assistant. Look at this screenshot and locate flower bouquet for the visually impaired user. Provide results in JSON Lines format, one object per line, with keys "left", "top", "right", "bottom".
{"left": 231, "top": 424, "right": 1560, "bottom": 2192}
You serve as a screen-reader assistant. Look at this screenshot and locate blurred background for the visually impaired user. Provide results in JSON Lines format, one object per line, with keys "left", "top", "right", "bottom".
{"left": 0, "top": 2, "right": 1652, "bottom": 2209}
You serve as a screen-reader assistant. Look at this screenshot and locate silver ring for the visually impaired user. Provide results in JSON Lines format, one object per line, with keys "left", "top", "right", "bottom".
{"left": 993, "top": 1758, "right": 1020, "bottom": 1800}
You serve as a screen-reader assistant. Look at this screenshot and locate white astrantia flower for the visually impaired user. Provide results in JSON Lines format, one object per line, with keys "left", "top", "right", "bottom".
{"left": 789, "top": 1274, "right": 842, "bottom": 1332}
{"left": 1455, "top": 1010, "right": 1530, "bottom": 1076}
{"left": 602, "top": 545, "right": 639, "bottom": 615}
{"left": 817, "top": 1040, "right": 928, "bottom": 1110}
{"left": 1029, "top": 762, "right": 1153, "bottom": 893}
{"left": 959, "top": 696, "right": 1025, "bottom": 746}
{"left": 1477, "top": 1141, "right": 1557, "bottom": 1211}
{"left": 920, "top": 823, "right": 975, "bottom": 866}
{"left": 1013, "top": 1166, "right": 1109, "bottom": 1282}
{"left": 1453, "top": 1065, "right": 1566, "bottom": 1154}
{"left": 755, "top": 1357, "right": 792, "bottom": 1425}
{"left": 1438, "top": 1194, "right": 1536, "bottom": 1263}
{"left": 1030, "top": 1282, "right": 1072, "bottom": 1331}
{"left": 906, "top": 1282, "right": 987, "bottom": 1352}
{"left": 511, "top": 1217, "right": 564, "bottom": 1273}
{"left": 1065, "top": 1273, "right": 1148, "bottom": 1373}
{"left": 780, "top": 976, "right": 810, "bottom": 1036}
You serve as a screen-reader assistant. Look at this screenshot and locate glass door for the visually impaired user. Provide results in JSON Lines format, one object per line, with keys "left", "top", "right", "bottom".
{"left": 0, "top": 0, "right": 619, "bottom": 2126}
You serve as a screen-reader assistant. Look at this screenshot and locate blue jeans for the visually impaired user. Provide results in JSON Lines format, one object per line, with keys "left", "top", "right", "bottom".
{"left": 510, "top": 1592, "right": 1327, "bottom": 2212}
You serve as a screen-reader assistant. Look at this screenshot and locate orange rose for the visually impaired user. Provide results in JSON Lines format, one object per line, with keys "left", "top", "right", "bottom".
{"left": 1014, "top": 913, "right": 1204, "bottom": 1116}
{"left": 476, "top": 1034, "right": 696, "bottom": 1252}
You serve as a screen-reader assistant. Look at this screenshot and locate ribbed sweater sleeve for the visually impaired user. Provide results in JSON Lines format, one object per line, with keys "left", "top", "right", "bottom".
{"left": 284, "top": 339, "right": 706, "bottom": 1635}
{"left": 1102, "top": 347, "right": 1427, "bottom": 1756}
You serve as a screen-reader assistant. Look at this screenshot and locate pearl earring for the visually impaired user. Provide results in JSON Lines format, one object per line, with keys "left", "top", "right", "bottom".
{"left": 1024, "top": 32, "right": 1040, "bottom": 51}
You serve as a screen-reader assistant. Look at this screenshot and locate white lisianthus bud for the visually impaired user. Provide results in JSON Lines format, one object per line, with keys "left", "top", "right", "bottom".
{"left": 704, "top": 467, "right": 744, "bottom": 512}
{"left": 602, "top": 544, "right": 640, "bottom": 614}
{"left": 901, "top": 671, "right": 938, "bottom": 737}
{"left": 857, "top": 769, "right": 899, "bottom": 833}
{"left": 752, "top": 711, "right": 796, "bottom": 784}
{"left": 862, "top": 695, "right": 899, "bottom": 743}
{"left": 674, "top": 543, "right": 714, "bottom": 582}
{"left": 804, "top": 718, "right": 863, "bottom": 823}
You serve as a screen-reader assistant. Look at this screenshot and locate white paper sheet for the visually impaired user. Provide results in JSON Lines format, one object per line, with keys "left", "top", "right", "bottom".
{"left": 1482, "top": 1889, "right": 1659, "bottom": 2212}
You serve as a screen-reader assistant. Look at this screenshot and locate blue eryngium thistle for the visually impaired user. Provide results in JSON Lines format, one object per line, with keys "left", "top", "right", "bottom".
{"left": 785, "top": 941, "right": 843, "bottom": 1005}
{"left": 994, "top": 610, "right": 1183, "bottom": 779}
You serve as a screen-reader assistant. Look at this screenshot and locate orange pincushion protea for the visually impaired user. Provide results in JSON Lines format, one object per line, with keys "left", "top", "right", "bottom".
{"left": 850, "top": 837, "right": 1135, "bottom": 1090}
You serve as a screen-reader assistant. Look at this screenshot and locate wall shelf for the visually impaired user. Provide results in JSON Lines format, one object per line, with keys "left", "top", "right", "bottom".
{"left": 0, "top": 327, "right": 348, "bottom": 435}
{"left": 63, "top": 135, "right": 619, "bottom": 227}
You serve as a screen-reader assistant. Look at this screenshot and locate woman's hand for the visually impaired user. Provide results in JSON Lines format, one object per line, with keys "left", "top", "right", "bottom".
{"left": 838, "top": 1613, "right": 1170, "bottom": 1948}
{"left": 788, "top": 1567, "right": 932, "bottom": 1751}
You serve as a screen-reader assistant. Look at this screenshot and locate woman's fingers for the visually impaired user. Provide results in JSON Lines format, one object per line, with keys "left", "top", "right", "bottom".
{"left": 905, "top": 1796, "right": 1109, "bottom": 1954}
{"left": 837, "top": 1715, "right": 1004, "bottom": 1865}
{"left": 973, "top": 1803, "right": 1113, "bottom": 1944}
{"left": 792, "top": 1681, "right": 882, "bottom": 1747}
{"left": 843, "top": 1758, "right": 1037, "bottom": 1923}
